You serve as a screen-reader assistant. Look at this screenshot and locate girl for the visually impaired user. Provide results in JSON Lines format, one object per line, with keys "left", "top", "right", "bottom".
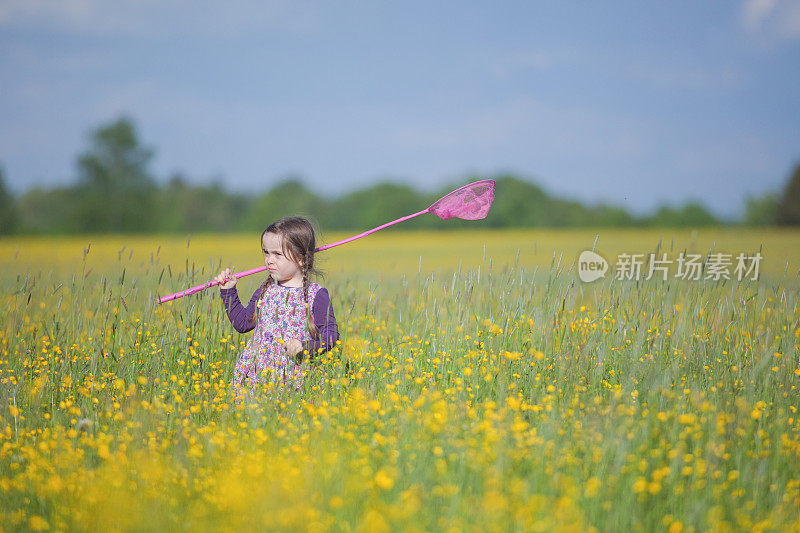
{"left": 214, "top": 216, "right": 339, "bottom": 397}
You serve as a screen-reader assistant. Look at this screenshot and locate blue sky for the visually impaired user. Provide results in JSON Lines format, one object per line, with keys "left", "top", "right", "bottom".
{"left": 1, "top": 1, "right": 798, "bottom": 217}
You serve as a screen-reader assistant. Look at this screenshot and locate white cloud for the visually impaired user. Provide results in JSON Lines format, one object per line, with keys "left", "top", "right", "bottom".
{"left": 741, "top": 0, "right": 800, "bottom": 43}
{"left": 742, "top": 0, "right": 778, "bottom": 31}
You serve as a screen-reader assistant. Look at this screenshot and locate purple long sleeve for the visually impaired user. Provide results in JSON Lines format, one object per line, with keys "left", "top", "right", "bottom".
{"left": 302, "top": 288, "right": 339, "bottom": 358}
{"left": 220, "top": 282, "right": 265, "bottom": 333}
{"left": 219, "top": 283, "right": 339, "bottom": 357}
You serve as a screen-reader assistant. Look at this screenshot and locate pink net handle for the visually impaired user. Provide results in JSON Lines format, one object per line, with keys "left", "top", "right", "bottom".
{"left": 427, "top": 178, "right": 496, "bottom": 220}
{"left": 315, "top": 179, "right": 496, "bottom": 252}
{"left": 157, "top": 179, "right": 497, "bottom": 304}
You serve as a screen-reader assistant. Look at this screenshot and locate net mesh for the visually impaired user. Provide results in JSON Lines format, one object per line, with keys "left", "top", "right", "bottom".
{"left": 427, "top": 179, "right": 496, "bottom": 220}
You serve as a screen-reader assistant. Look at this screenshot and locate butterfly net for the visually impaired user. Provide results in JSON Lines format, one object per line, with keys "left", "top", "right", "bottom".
{"left": 427, "top": 179, "right": 496, "bottom": 220}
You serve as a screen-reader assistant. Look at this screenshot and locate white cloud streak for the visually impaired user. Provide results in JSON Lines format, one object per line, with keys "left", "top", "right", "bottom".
{"left": 741, "top": 0, "right": 800, "bottom": 43}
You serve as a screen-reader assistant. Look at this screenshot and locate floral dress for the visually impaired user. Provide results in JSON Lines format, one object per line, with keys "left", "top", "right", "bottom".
{"left": 231, "top": 281, "right": 322, "bottom": 396}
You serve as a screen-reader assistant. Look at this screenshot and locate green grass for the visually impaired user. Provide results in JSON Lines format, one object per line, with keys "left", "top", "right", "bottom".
{"left": 0, "top": 229, "right": 799, "bottom": 532}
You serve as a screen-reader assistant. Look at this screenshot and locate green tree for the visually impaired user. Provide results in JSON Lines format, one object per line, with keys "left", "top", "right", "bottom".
{"left": 742, "top": 192, "right": 778, "bottom": 226}
{"left": 327, "top": 182, "right": 425, "bottom": 230}
{"left": 0, "top": 165, "right": 18, "bottom": 234}
{"left": 157, "top": 174, "right": 249, "bottom": 232}
{"left": 777, "top": 162, "right": 800, "bottom": 226}
{"left": 482, "top": 176, "right": 550, "bottom": 228}
{"left": 75, "top": 117, "right": 156, "bottom": 232}
{"left": 242, "top": 178, "right": 326, "bottom": 231}
{"left": 588, "top": 204, "right": 636, "bottom": 227}
{"left": 17, "top": 187, "right": 81, "bottom": 234}
{"left": 418, "top": 176, "right": 633, "bottom": 229}
{"left": 646, "top": 201, "right": 718, "bottom": 227}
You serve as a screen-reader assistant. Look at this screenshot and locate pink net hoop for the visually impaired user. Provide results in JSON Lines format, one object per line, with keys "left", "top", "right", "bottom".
{"left": 427, "top": 179, "right": 496, "bottom": 220}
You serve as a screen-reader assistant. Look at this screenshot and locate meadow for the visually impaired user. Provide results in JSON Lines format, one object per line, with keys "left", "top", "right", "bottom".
{"left": 1, "top": 228, "right": 799, "bottom": 532}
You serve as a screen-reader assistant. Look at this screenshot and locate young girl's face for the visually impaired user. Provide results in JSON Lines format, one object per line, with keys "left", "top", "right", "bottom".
{"left": 262, "top": 232, "right": 304, "bottom": 287}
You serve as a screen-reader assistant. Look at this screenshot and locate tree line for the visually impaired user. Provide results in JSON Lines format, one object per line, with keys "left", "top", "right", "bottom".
{"left": 1, "top": 117, "right": 798, "bottom": 235}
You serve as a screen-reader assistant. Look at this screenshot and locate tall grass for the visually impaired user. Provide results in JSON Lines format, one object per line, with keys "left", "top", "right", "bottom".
{"left": 0, "top": 229, "right": 799, "bottom": 531}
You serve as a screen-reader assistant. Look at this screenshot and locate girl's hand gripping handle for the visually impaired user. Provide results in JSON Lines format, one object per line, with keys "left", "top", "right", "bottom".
{"left": 214, "top": 268, "right": 237, "bottom": 290}
{"left": 156, "top": 265, "right": 268, "bottom": 304}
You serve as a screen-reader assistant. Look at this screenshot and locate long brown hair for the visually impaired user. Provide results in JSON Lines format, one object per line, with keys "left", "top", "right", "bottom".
{"left": 248, "top": 217, "right": 320, "bottom": 344}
